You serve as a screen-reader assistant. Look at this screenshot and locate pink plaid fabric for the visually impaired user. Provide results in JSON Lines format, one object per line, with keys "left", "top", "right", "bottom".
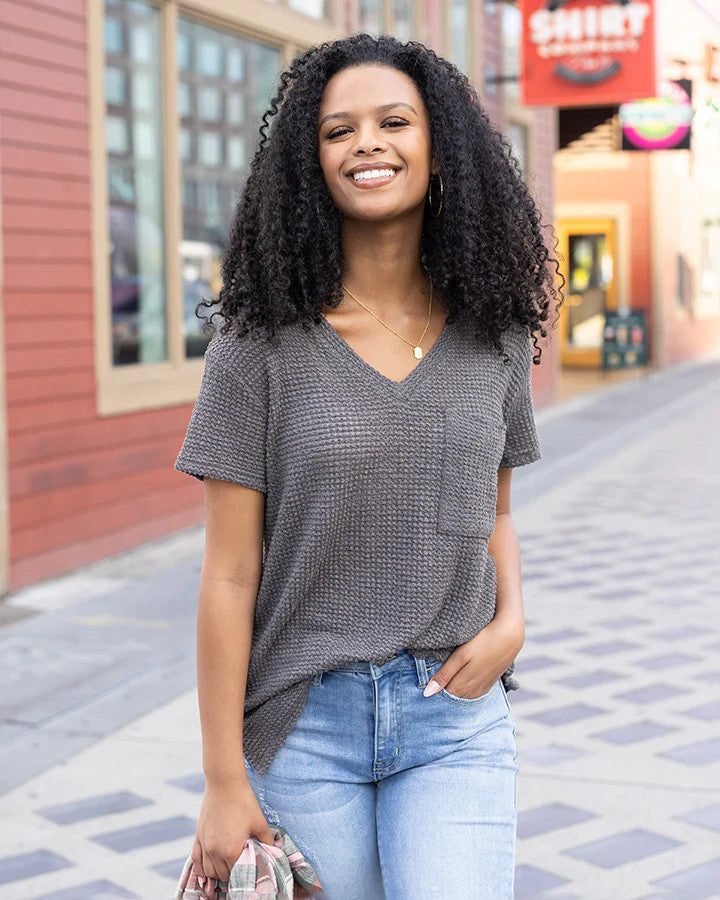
{"left": 174, "top": 824, "right": 323, "bottom": 899}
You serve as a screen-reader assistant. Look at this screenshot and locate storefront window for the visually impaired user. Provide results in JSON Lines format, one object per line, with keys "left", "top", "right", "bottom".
{"left": 507, "top": 120, "right": 529, "bottom": 178}
{"left": 501, "top": 0, "right": 521, "bottom": 101}
{"left": 448, "top": 0, "right": 469, "bottom": 75}
{"left": 393, "top": 0, "right": 413, "bottom": 41}
{"left": 103, "top": 0, "right": 282, "bottom": 367}
{"left": 360, "top": 0, "right": 383, "bottom": 34}
{"left": 178, "top": 18, "right": 282, "bottom": 358}
{"left": 568, "top": 232, "right": 613, "bottom": 349}
{"left": 105, "top": 0, "right": 167, "bottom": 367}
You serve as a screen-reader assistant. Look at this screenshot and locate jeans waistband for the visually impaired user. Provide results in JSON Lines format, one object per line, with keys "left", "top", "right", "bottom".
{"left": 312, "top": 648, "right": 439, "bottom": 686}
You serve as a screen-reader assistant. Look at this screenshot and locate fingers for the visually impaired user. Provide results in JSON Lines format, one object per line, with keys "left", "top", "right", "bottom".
{"left": 191, "top": 835, "right": 205, "bottom": 879}
{"left": 256, "top": 821, "right": 278, "bottom": 844}
{"left": 206, "top": 849, "right": 231, "bottom": 885}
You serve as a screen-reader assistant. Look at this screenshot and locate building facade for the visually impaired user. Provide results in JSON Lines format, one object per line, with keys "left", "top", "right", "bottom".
{"left": 553, "top": 0, "right": 720, "bottom": 371}
{"left": 0, "top": 0, "right": 557, "bottom": 592}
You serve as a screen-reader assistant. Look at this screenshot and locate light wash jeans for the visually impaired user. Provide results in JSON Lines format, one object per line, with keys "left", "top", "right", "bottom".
{"left": 243, "top": 648, "right": 519, "bottom": 899}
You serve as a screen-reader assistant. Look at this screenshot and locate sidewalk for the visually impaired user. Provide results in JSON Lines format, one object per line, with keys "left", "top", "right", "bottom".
{"left": 1, "top": 349, "right": 720, "bottom": 899}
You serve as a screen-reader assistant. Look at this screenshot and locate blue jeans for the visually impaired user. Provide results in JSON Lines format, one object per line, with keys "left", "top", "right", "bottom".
{"left": 243, "top": 648, "right": 518, "bottom": 899}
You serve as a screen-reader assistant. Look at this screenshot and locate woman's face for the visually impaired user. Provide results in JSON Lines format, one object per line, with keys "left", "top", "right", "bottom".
{"left": 316, "top": 64, "right": 436, "bottom": 221}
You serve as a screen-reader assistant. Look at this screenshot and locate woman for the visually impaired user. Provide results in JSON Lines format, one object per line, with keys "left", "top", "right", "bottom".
{"left": 174, "top": 32, "right": 562, "bottom": 900}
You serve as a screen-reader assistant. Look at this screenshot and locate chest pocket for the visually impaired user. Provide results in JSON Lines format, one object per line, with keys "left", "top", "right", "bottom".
{"left": 437, "top": 405, "right": 507, "bottom": 538}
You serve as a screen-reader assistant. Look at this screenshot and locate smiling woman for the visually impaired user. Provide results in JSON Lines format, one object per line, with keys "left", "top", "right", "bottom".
{"left": 175, "top": 31, "right": 561, "bottom": 900}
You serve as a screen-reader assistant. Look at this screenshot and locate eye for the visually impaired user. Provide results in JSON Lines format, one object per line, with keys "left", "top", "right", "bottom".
{"left": 326, "top": 119, "right": 409, "bottom": 139}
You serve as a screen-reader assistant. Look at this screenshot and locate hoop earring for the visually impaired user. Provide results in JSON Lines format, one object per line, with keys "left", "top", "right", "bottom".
{"left": 427, "top": 171, "right": 443, "bottom": 218}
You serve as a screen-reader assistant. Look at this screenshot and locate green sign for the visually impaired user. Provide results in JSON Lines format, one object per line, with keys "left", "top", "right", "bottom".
{"left": 602, "top": 309, "right": 647, "bottom": 369}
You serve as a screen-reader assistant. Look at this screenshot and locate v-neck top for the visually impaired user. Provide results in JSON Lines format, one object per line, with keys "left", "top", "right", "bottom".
{"left": 174, "top": 311, "right": 542, "bottom": 776}
{"left": 317, "top": 310, "right": 454, "bottom": 394}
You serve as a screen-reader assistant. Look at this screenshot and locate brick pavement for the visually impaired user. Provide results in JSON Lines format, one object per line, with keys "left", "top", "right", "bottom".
{"left": 1, "top": 352, "right": 719, "bottom": 899}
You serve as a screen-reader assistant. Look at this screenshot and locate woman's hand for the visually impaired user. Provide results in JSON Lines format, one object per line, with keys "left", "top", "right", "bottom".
{"left": 423, "top": 616, "right": 524, "bottom": 699}
{"left": 191, "top": 776, "right": 278, "bottom": 895}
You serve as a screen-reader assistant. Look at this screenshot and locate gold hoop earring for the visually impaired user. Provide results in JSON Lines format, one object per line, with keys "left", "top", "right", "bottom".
{"left": 428, "top": 172, "right": 443, "bottom": 218}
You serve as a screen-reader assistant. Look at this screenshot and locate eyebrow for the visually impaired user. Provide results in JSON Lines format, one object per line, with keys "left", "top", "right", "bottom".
{"left": 318, "top": 102, "right": 418, "bottom": 129}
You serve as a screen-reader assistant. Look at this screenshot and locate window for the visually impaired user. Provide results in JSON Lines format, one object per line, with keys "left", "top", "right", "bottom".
{"left": 507, "top": 121, "right": 529, "bottom": 178}
{"left": 393, "top": 0, "right": 413, "bottom": 41}
{"left": 501, "top": 0, "right": 521, "bottom": 101}
{"left": 177, "top": 18, "right": 281, "bottom": 358}
{"left": 360, "top": 0, "right": 383, "bottom": 34}
{"left": 447, "top": 0, "right": 469, "bottom": 75}
{"left": 105, "top": 0, "right": 166, "bottom": 366}
{"left": 102, "top": 0, "right": 282, "bottom": 368}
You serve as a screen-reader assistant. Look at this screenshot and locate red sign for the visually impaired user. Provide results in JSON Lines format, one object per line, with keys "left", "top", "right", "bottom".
{"left": 520, "top": 0, "right": 658, "bottom": 107}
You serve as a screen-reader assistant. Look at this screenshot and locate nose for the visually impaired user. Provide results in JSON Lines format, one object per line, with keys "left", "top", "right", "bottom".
{"left": 352, "top": 123, "right": 387, "bottom": 156}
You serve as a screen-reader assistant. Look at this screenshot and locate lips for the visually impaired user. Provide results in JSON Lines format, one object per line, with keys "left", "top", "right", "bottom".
{"left": 346, "top": 168, "right": 401, "bottom": 189}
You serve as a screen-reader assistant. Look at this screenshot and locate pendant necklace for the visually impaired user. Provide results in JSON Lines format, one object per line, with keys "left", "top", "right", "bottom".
{"left": 340, "top": 272, "right": 434, "bottom": 359}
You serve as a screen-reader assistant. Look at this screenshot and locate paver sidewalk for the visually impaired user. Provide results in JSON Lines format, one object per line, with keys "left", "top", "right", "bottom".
{"left": 1, "top": 350, "right": 719, "bottom": 899}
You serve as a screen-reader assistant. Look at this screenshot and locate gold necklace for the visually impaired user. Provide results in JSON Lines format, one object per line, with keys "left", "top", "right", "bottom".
{"left": 340, "top": 273, "right": 434, "bottom": 359}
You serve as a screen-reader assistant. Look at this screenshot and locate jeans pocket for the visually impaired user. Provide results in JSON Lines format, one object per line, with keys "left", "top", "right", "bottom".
{"left": 440, "top": 678, "right": 500, "bottom": 705}
{"left": 437, "top": 405, "right": 506, "bottom": 538}
{"left": 426, "top": 659, "right": 501, "bottom": 705}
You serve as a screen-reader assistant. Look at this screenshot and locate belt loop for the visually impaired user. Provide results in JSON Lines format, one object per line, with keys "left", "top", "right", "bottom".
{"left": 415, "top": 655, "right": 431, "bottom": 687}
{"left": 311, "top": 671, "right": 323, "bottom": 686}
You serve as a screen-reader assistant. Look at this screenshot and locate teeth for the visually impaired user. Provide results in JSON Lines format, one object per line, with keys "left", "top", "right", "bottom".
{"left": 352, "top": 168, "right": 396, "bottom": 181}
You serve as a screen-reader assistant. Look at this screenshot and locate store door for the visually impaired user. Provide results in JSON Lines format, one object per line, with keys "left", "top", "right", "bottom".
{"left": 557, "top": 219, "right": 617, "bottom": 368}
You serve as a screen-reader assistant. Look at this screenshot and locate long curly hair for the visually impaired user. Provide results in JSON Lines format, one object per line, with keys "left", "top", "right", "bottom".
{"left": 198, "top": 32, "right": 564, "bottom": 365}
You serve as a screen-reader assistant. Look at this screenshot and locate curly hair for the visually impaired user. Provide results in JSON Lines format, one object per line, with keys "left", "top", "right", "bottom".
{"left": 198, "top": 32, "right": 564, "bottom": 365}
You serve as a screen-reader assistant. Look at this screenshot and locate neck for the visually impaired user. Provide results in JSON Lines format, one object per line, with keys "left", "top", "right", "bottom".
{"left": 338, "top": 215, "right": 430, "bottom": 318}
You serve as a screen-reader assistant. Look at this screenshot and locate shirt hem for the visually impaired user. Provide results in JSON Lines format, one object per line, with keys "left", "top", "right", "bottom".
{"left": 174, "top": 458, "right": 267, "bottom": 493}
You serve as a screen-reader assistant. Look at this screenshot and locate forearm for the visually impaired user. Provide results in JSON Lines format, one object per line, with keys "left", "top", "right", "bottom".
{"left": 197, "top": 575, "right": 256, "bottom": 786}
{"left": 488, "top": 512, "right": 525, "bottom": 643}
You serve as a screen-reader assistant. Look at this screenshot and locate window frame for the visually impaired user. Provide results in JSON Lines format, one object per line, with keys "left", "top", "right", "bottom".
{"left": 88, "top": 0, "right": 338, "bottom": 416}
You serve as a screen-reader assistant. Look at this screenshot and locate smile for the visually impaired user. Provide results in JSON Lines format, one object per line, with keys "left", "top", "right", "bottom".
{"left": 347, "top": 168, "right": 399, "bottom": 188}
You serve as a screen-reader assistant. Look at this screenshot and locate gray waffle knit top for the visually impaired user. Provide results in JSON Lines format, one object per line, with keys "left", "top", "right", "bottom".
{"left": 174, "top": 310, "right": 542, "bottom": 776}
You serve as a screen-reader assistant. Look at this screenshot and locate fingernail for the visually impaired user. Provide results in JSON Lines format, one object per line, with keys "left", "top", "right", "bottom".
{"left": 424, "top": 679, "right": 441, "bottom": 697}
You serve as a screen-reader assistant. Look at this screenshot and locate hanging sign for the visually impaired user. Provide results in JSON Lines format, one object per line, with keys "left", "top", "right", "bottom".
{"left": 620, "top": 79, "right": 693, "bottom": 150}
{"left": 520, "top": 0, "right": 658, "bottom": 107}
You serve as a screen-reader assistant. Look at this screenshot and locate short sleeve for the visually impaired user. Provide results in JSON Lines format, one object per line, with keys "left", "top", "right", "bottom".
{"left": 174, "top": 346, "right": 268, "bottom": 493}
{"left": 499, "top": 331, "right": 542, "bottom": 469}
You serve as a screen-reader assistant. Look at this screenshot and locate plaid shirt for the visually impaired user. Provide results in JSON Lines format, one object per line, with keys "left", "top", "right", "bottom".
{"left": 174, "top": 825, "right": 323, "bottom": 899}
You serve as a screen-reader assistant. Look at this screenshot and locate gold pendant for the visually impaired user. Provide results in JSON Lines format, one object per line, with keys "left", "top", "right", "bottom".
{"left": 414, "top": 346, "right": 423, "bottom": 359}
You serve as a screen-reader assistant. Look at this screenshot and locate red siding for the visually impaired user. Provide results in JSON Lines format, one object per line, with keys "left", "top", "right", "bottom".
{"left": 0, "top": 0, "right": 205, "bottom": 590}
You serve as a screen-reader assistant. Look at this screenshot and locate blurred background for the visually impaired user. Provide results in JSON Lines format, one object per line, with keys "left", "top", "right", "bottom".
{"left": 0, "top": 1, "right": 719, "bottom": 898}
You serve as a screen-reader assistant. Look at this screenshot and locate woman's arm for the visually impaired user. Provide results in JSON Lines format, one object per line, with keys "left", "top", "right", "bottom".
{"left": 191, "top": 476, "right": 276, "bottom": 887}
{"left": 198, "top": 476, "right": 265, "bottom": 784}
{"left": 488, "top": 467, "right": 526, "bottom": 642}
{"left": 422, "top": 468, "right": 525, "bottom": 699}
